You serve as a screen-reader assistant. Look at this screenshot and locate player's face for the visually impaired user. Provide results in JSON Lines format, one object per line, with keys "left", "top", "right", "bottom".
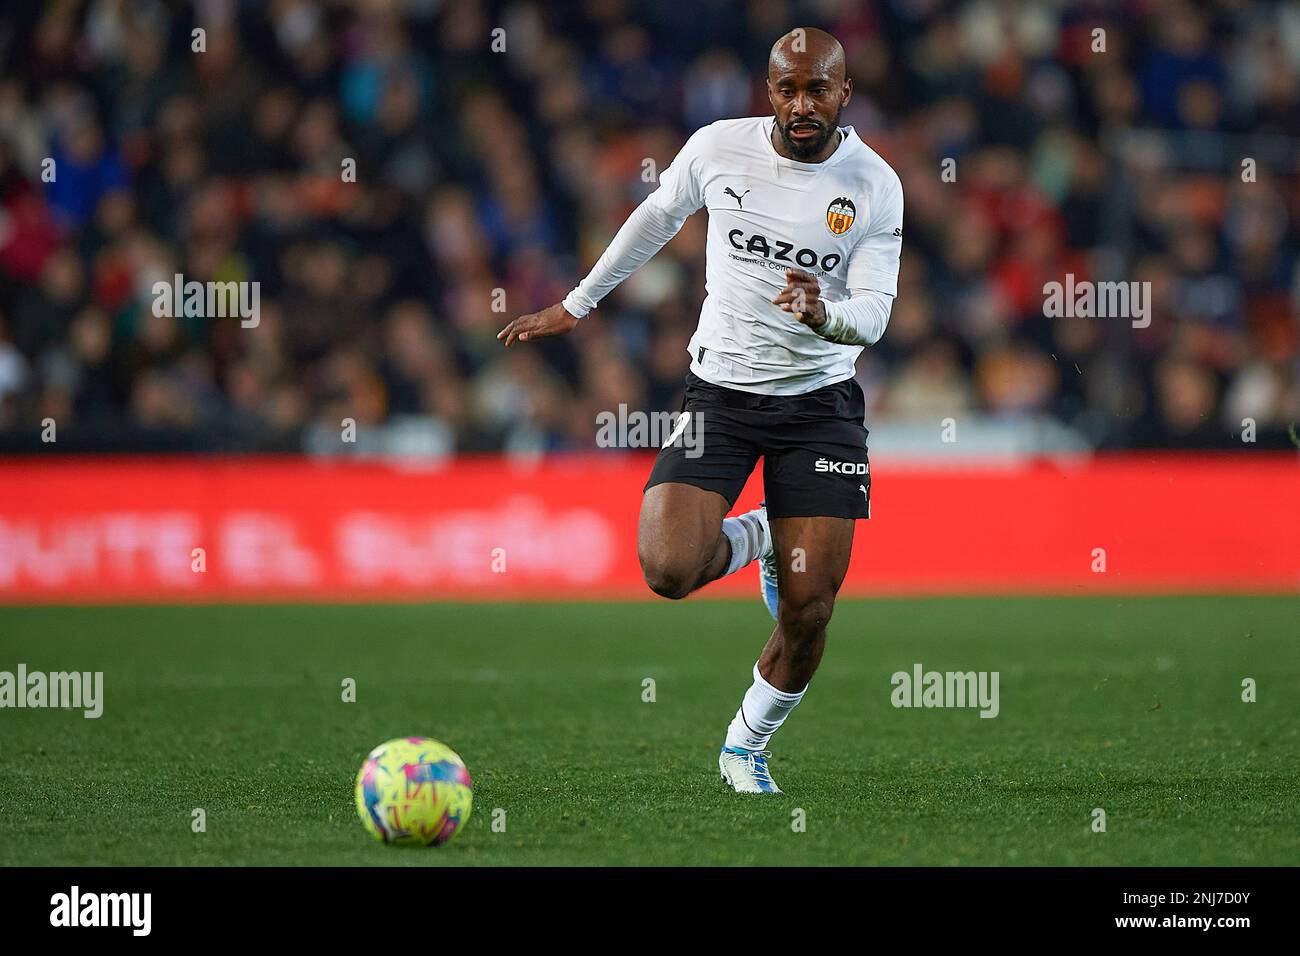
{"left": 768, "top": 65, "right": 850, "bottom": 160}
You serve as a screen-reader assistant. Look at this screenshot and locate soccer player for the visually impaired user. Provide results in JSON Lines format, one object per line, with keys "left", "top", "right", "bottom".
{"left": 498, "top": 28, "right": 903, "bottom": 793}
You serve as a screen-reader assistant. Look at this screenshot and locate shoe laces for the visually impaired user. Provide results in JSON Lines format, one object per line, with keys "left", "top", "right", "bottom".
{"left": 744, "top": 750, "right": 775, "bottom": 785}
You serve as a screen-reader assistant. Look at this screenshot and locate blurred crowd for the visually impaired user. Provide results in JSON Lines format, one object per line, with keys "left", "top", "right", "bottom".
{"left": 0, "top": 0, "right": 1297, "bottom": 453}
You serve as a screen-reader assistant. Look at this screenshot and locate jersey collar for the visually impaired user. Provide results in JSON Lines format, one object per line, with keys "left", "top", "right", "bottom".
{"left": 763, "top": 117, "right": 858, "bottom": 170}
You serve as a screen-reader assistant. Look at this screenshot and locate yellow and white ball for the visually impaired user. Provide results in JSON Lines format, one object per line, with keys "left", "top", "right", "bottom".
{"left": 354, "top": 737, "right": 473, "bottom": 847}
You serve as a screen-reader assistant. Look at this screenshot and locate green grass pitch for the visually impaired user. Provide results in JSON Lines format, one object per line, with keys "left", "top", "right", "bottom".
{"left": 1, "top": 596, "right": 1296, "bottom": 866}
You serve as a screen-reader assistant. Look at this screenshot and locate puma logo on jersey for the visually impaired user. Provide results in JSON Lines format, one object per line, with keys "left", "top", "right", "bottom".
{"left": 815, "top": 457, "right": 869, "bottom": 475}
{"left": 724, "top": 187, "right": 751, "bottom": 208}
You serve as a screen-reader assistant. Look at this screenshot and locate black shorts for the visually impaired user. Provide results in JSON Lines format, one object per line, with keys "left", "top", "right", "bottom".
{"left": 645, "top": 370, "right": 871, "bottom": 519}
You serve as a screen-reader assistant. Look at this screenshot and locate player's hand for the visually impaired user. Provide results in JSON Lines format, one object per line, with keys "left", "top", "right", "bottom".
{"left": 497, "top": 302, "right": 580, "bottom": 347}
{"left": 772, "top": 268, "right": 827, "bottom": 329}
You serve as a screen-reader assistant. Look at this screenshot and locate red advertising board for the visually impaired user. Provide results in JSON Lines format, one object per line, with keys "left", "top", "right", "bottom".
{"left": 0, "top": 454, "right": 1295, "bottom": 602}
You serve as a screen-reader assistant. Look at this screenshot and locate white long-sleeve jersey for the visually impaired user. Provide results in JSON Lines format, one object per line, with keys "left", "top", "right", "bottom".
{"left": 563, "top": 115, "right": 904, "bottom": 395}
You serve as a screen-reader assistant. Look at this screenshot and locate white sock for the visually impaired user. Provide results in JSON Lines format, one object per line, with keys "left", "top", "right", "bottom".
{"left": 724, "top": 662, "right": 807, "bottom": 752}
{"left": 721, "top": 509, "right": 769, "bottom": 576}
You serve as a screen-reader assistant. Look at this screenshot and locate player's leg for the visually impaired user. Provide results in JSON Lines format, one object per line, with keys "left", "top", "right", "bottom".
{"left": 638, "top": 373, "right": 767, "bottom": 600}
{"left": 718, "top": 373, "right": 870, "bottom": 793}
{"left": 758, "top": 514, "right": 855, "bottom": 690}
{"left": 637, "top": 481, "right": 731, "bottom": 599}
{"left": 639, "top": 481, "right": 773, "bottom": 599}
{"left": 718, "top": 515, "right": 853, "bottom": 793}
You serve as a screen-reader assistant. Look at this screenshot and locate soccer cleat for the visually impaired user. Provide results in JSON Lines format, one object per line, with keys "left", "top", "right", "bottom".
{"left": 718, "top": 747, "right": 782, "bottom": 794}
{"left": 757, "top": 502, "right": 779, "bottom": 620}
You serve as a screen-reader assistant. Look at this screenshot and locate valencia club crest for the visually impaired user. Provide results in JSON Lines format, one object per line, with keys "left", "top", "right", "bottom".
{"left": 826, "top": 197, "right": 856, "bottom": 236}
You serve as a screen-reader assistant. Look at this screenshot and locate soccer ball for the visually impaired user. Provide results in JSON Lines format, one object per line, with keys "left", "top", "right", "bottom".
{"left": 354, "top": 737, "right": 473, "bottom": 847}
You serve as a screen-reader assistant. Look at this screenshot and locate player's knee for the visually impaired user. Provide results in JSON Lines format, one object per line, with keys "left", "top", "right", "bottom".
{"left": 639, "top": 553, "right": 695, "bottom": 600}
{"left": 778, "top": 592, "right": 835, "bottom": 639}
